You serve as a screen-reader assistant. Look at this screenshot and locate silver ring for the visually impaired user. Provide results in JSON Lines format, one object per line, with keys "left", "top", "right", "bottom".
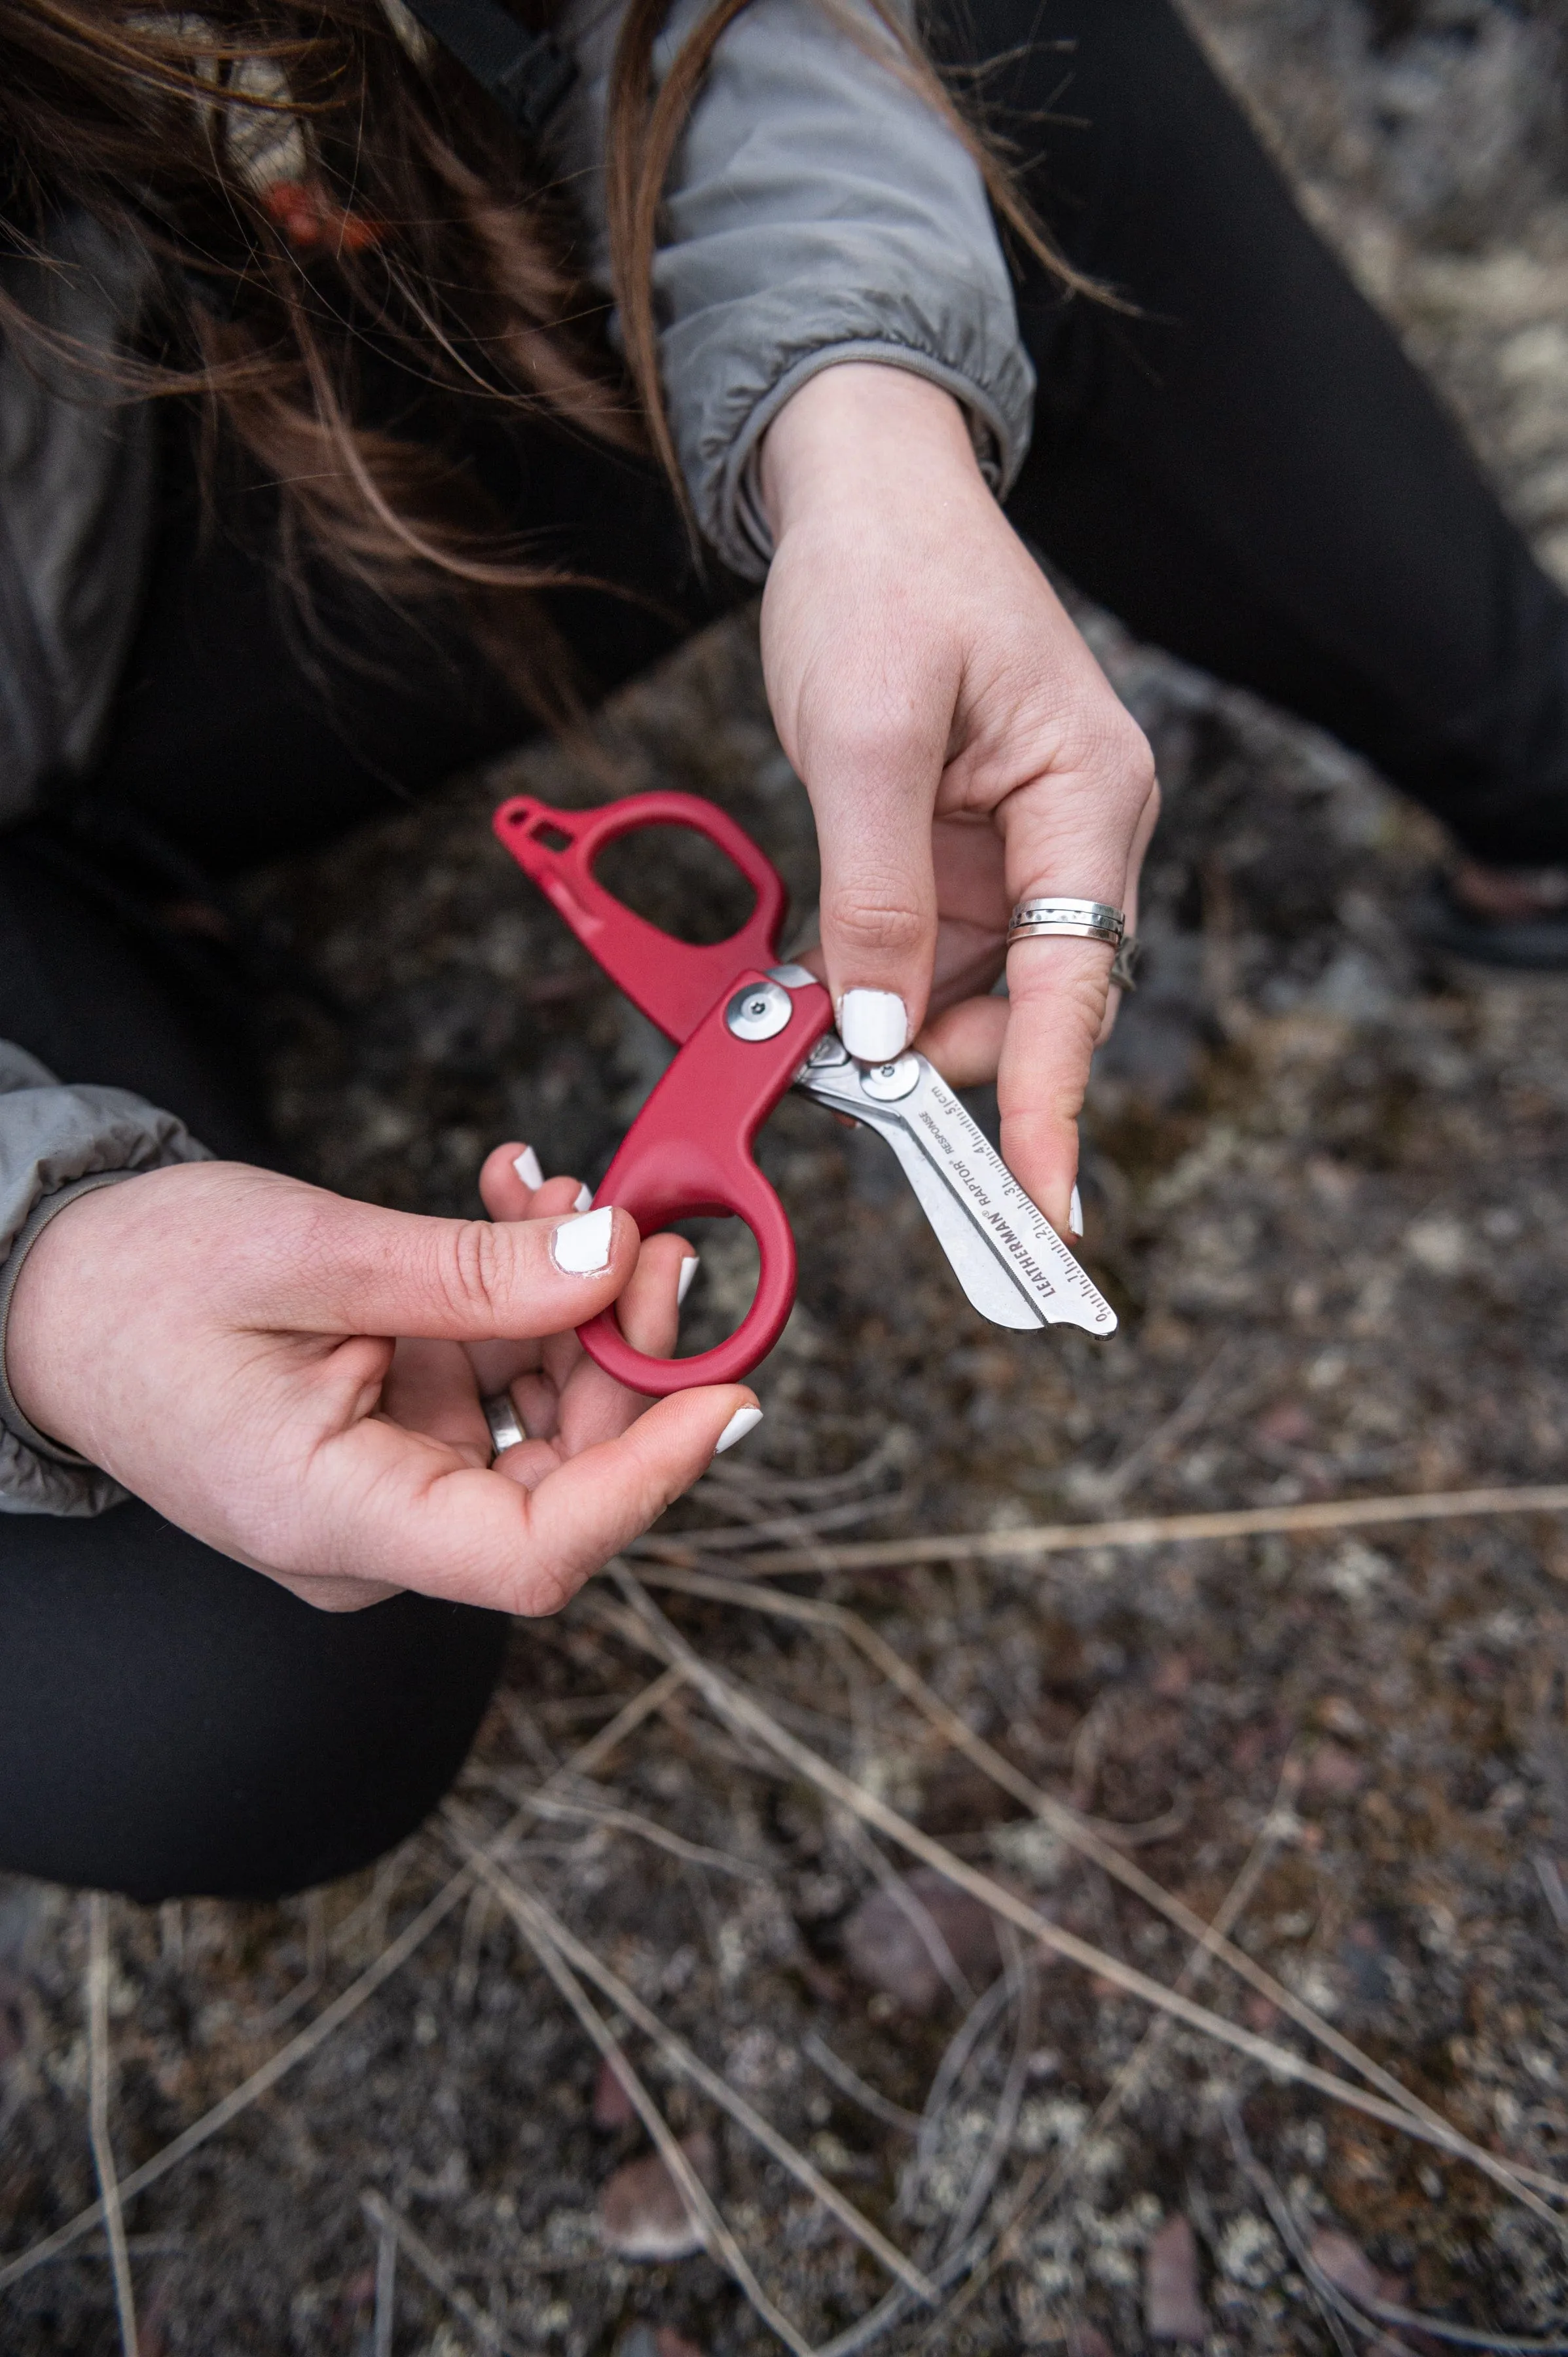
{"left": 1006, "top": 898, "right": 1125, "bottom": 951}
{"left": 482, "top": 1392, "right": 526, "bottom": 1459}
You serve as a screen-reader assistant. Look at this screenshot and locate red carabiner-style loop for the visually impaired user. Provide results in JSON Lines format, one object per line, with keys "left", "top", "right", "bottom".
{"left": 492, "top": 792, "right": 788, "bottom": 1042}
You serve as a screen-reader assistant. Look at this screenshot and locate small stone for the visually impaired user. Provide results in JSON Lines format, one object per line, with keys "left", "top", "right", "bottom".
{"left": 1317, "top": 1696, "right": 1366, "bottom": 1738}
{"left": 655, "top": 2333, "right": 704, "bottom": 2357}
{"left": 594, "top": 2051, "right": 638, "bottom": 2129}
{"left": 598, "top": 2134, "right": 716, "bottom": 2261}
{"left": 1256, "top": 1399, "right": 1316, "bottom": 1448}
{"left": 1145, "top": 2214, "right": 1208, "bottom": 2341}
{"left": 1404, "top": 1215, "right": 1467, "bottom": 1276}
{"left": 1066, "top": 2328, "right": 1115, "bottom": 2357}
{"left": 1307, "top": 1739, "right": 1365, "bottom": 1797}
{"left": 842, "top": 1869, "right": 1002, "bottom": 2013}
{"left": 1308, "top": 2227, "right": 1381, "bottom": 2304}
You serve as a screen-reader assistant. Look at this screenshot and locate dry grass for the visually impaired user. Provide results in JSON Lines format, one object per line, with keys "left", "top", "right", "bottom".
{"left": 6, "top": 1476, "right": 1568, "bottom": 2348}
{"left": 10, "top": 1, "right": 1568, "bottom": 2348}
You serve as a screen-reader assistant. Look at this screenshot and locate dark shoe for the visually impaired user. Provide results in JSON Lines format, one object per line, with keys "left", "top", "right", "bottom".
{"left": 1413, "top": 873, "right": 1568, "bottom": 970}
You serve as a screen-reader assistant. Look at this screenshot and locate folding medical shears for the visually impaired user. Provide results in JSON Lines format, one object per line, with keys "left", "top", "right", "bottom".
{"left": 494, "top": 790, "right": 1118, "bottom": 1395}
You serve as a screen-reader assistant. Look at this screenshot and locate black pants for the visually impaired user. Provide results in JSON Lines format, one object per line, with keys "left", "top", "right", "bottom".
{"left": 6, "top": 0, "right": 1566, "bottom": 1904}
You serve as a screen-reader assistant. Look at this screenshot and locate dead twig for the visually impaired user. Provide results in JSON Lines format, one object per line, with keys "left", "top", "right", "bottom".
{"left": 1220, "top": 2098, "right": 1568, "bottom": 2354}
{"left": 599, "top": 1571, "right": 1567, "bottom": 2227}
{"left": 86, "top": 1894, "right": 138, "bottom": 2357}
{"left": 1534, "top": 1853, "right": 1568, "bottom": 1936}
{"left": 712, "top": 1482, "right": 1568, "bottom": 1576}
{"left": 0, "top": 1665, "right": 689, "bottom": 2295}
{"left": 843, "top": 1945, "right": 1040, "bottom": 2357}
{"left": 926, "top": 1928, "right": 1038, "bottom": 2261}
{"left": 801, "top": 2034, "right": 923, "bottom": 2136}
{"left": 371, "top": 2201, "right": 397, "bottom": 2357}
{"left": 458, "top": 1849, "right": 820, "bottom": 2357}
{"left": 695, "top": 1429, "right": 911, "bottom": 1507}
{"left": 444, "top": 1809, "right": 940, "bottom": 2310}
{"left": 926, "top": 1749, "right": 1309, "bottom": 2350}
{"left": 1068, "top": 1339, "right": 1254, "bottom": 1509}
{"left": 453, "top": 1885, "right": 493, "bottom": 2013}
{"left": 634, "top": 1563, "right": 1565, "bottom": 2197}
{"left": 629, "top": 1494, "right": 907, "bottom": 1553}
{"left": 470, "top": 1775, "right": 767, "bottom": 1880}
{"left": 249, "top": 1890, "right": 327, "bottom": 2035}
{"left": 905, "top": 1967, "right": 1017, "bottom": 2223}
{"left": 360, "top": 2192, "right": 530, "bottom": 2357}
{"left": 337, "top": 1852, "right": 409, "bottom": 1969}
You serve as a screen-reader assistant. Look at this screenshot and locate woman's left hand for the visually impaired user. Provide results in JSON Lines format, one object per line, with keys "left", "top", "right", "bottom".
{"left": 758, "top": 363, "right": 1161, "bottom": 1239}
{"left": 384, "top": 1148, "right": 699, "bottom": 1489}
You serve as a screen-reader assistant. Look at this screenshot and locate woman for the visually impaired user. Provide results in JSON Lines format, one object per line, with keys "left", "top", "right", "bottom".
{"left": 1, "top": 0, "right": 1561, "bottom": 1900}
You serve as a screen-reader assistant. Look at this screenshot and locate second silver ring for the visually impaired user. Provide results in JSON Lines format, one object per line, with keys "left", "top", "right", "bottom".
{"left": 1006, "top": 897, "right": 1125, "bottom": 951}
{"left": 482, "top": 1392, "right": 526, "bottom": 1459}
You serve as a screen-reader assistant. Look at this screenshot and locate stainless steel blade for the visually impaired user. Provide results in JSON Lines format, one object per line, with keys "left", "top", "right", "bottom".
{"left": 866, "top": 1119, "right": 1046, "bottom": 1328}
{"left": 793, "top": 1040, "right": 1118, "bottom": 1338}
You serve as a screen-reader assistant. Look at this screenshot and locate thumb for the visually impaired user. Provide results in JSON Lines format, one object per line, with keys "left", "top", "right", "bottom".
{"left": 253, "top": 1186, "right": 642, "bottom": 1341}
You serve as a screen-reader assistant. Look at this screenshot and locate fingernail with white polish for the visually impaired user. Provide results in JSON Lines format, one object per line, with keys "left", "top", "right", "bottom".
{"left": 839, "top": 988, "right": 909, "bottom": 1063}
{"left": 714, "top": 1404, "right": 763, "bottom": 1455}
{"left": 513, "top": 1146, "right": 544, "bottom": 1191}
{"left": 1068, "top": 1184, "right": 1084, "bottom": 1239}
{"left": 572, "top": 1182, "right": 593, "bottom": 1214}
{"left": 551, "top": 1205, "right": 615, "bottom": 1275}
{"left": 677, "top": 1252, "right": 700, "bottom": 1307}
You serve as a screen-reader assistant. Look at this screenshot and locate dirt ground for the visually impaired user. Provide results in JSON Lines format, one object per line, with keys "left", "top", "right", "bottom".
{"left": 7, "top": 1, "right": 1568, "bottom": 2350}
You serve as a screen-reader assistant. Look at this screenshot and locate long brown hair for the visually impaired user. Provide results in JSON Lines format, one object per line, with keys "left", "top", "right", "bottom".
{"left": 0, "top": 0, "right": 1082, "bottom": 718}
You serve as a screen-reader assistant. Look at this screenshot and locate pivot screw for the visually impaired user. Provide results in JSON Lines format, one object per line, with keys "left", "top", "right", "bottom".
{"left": 725, "top": 980, "right": 793, "bottom": 1042}
{"left": 860, "top": 1054, "right": 920, "bottom": 1103}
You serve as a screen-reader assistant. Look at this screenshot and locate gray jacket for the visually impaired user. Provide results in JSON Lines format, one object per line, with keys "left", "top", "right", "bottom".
{"left": 0, "top": 0, "right": 1034, "bottom": 1510}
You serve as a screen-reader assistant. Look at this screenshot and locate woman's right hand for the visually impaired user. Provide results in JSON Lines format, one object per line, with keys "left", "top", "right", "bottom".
{"left": 3, "top": 1158, "right": 752, "bottom": 1615}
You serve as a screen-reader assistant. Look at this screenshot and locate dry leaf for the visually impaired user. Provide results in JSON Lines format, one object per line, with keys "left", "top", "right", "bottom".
{"left": 842, "top": 1869, "right": 1001, "bottom": 2012}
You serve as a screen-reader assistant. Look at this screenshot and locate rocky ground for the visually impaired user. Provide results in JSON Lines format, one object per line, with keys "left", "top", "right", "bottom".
{"left": 8, "top": 1, "right": 1568, "bottom": 2350}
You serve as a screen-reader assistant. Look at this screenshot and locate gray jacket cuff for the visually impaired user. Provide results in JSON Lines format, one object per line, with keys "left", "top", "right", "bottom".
{"left": 556, "top": 0, "right": 1036, "bottom": 578}
{"left": 0, "top": 1042, "right": 212, "bottom": 1516}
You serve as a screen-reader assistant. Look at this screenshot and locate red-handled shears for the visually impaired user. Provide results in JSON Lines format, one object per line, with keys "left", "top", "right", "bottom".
{"left": 494, "top": 790, "right": 1117, "bottom": 1396}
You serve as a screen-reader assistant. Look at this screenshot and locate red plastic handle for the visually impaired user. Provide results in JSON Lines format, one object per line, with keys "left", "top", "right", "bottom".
{"left": 575, "top": 970, "right": 833, "bottom": 1393}
{"left": 492, "top": 789, "right": 833, "bottom": 1393}
{"left": 492, "top": 791, "right": 788, "bottom": 1043}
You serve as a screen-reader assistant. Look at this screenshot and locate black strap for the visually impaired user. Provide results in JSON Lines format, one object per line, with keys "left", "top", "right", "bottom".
{"left": 399, "top": 0, "right": 577, "bottom": 137}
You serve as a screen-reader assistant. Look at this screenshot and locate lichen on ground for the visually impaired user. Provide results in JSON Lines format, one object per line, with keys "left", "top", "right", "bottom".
{"left": 6, "top": 4, "right": 1568, "bottom": 2350}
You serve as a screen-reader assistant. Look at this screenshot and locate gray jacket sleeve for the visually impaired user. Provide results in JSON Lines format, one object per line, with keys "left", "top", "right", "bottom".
{"left": 0, "top": 211, "right": 156, "bottom": 831}
{"left": 0, "top": 220, "right": 203, "bottom": 1516}
{"left": 0, "top": 1044, "right": 211, "bottom": 1516}
{"left": 555, "top": 0, "right": 1035, "bottom": 577}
